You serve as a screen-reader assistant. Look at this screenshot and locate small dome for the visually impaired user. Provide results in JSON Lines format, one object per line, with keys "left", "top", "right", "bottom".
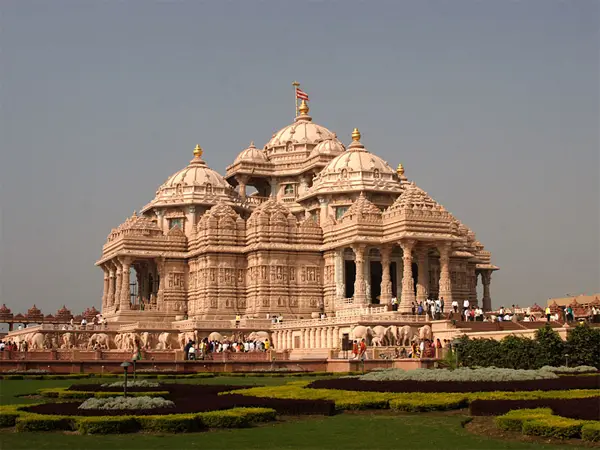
{"left": 302, "top": 128, "right": 402, "bottom": 199}
{"left": 265, "top": 103, "right": 336, "bottom": 150}
{"left": 142, "top": 145, "right": 239, "bottom": 212}
{"left": 234, "top": 142, "right": 270, "bottom": 164}
{"left": 309, "top": 137, "right": 345, "bottom": 158}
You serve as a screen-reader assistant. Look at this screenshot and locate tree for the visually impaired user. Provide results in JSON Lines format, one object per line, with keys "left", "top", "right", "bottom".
{"left": 500, "top": 335, "right": 539, "bottom": 369}
{"left": 535, "top": 325, "right": 565, "bottom": 367}
{"left": 566, "top": 324, "right": 600, "bottom": 368}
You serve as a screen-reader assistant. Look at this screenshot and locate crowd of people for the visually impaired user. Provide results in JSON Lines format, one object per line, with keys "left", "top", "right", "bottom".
{"left": 183, "top": 335, "right": 271, "bottom": 360}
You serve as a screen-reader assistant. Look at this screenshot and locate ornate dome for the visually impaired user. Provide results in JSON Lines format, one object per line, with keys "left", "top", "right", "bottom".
{"left": 301, "top": 128, "right": 402, "bottom": 199}
{"left": 340, "top": 193, "right": 382, "bottom": 223}
{"left": 265, "top": 102, "right": 336, "bottom": 150}
{"left": 234, "top": 142, "right": 270, "bottom": 164}
{"left": 142, "top": 145, "right": 239, "bottom": 212}
{"left": 309, "top": 137, "right": 345, "bottom": 158}
{"left": 388, "top": 182, "right": 445, "bottom": 212}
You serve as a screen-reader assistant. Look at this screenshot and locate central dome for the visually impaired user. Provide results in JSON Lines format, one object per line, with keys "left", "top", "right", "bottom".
{"left": 265, "top": 102, "right": 336, "bottom": 151}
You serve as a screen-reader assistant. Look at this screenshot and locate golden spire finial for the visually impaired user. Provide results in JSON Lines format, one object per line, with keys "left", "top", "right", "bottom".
{"left": 298, "top": 100, "right": 309, "bottom": 115}
{"left": 193, "top": 144, "right": 203, "bottom": 158}
{"left": 351, "top": 128, "right": 361, "bottom": 142}
{"left": 249, "top": 141, "right": 255, "bottom": 148}
{"left": 396, "top": 163, "right": 405, "bottom": 176}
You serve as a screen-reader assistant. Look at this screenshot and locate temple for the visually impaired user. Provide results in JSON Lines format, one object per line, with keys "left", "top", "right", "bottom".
{"left": 96, "top": 99, "right": 497, "bottom": 325}
{"left": 1, "top": 93, "right": 505, "bottom": 363}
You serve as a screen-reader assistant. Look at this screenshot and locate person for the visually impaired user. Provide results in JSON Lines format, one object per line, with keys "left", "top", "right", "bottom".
{"left": 417, "top": 302, "right": 423, "bottom": 316}
{"left": 440, "top": 298, "right": 445, "bottom": 314}
{"left": 463, "top": 299, "right": 470, "bottom": 315}
{"left": 184, "top": 339, "right": 193, "bottom": 360}
{"left": 351, "top": 340, "right": 358, "bottom": 359}
{"left": 391, "top": 296, "right": 398, "bottom": 312}
{"left": 452, "top": 299, "right": 459, "bottom": 314}
{"left": 235, "top": 314, "right": 241, "bottom": 328}
{"left": 359, "top": 339, "right": 367, "bottom": 360}
{"left": 435, "top": 338, "right": 442, "bottom": 358}
{"left": 81, "top": 318, "right": 87, "bottom": 328}
{"left": 188, "top": 343, "right": 196, "bottom": 360}
{"left": 411, "top": 302, "right": 416, "bottom": 315}
{"left": 545, "top": 306, "right": 551, "bottom": 322}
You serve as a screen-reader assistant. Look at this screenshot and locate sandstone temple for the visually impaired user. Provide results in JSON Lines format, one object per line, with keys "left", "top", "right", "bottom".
{"left": 2, "top": 94, "right": 504, "bottom": 364}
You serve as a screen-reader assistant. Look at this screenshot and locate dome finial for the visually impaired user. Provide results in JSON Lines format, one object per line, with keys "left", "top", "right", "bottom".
{"left": 396, "top": 163, "right": 405, "bottom": 176}
{"left": 193, "top": 144, "right": 203, "bottom": 158}
{"left": 249, "top": 141, "right": 255, "bottom": 148}
{"left": 351, "top": 128, "right": 361, "bottom": 142}
{"left": 298, "top": 100, "right": 309, "bottom": 115}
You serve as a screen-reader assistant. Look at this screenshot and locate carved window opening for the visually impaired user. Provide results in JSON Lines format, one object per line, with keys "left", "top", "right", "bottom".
{"left": 176, "top": 183, "right": 183, "bottom": 195}
{"left": 335, "top": 206, "right": 349, "bottom": 220}
{"left": 341, "top": 169, "right": 348, "bottom": 179}
{"left": 168, "top": 218, "right": 183, "bottom": 230}
{"left": 284, "top": 184, "right": 294, "bottom": 195}
{"left": 286, "top": 141, "right": 293, "bottom": 152}
{"left": 206, "top": 183, "right": 213, "bottom": 194}
{"left": 373, "top": 169, "right": 380, "bottom": 179}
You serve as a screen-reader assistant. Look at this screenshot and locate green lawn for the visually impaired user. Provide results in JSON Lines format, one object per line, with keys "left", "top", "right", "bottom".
{"left": 0, "top": 378, "right": 585, "bottom": 450}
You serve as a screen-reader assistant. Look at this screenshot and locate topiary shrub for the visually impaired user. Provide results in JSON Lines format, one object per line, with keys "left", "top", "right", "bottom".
{"left": 78, "top": 396, "right": 174, "bottom": 410}
{"left": 494, "top": 408, "right": 553, "bottom": 431}
{"left": 522, "top": 416, "right": 587, "bottom": 439}
{"left": 0, "top": 413, "right": 19, "bottom": 427}
{"left": 16, "top": 416, "right": 75, "bottom": 432}
{"left": 582, "top": 423, "right": 600, "bottom": 442}
{"left": 138, "top": 414, "right": 202, "bottom": 433}
{"left": 390, "top": 395, "right": 468, "bottom": 412}
{"left": 76, "top": 416, "right": 140, "bottom": 434}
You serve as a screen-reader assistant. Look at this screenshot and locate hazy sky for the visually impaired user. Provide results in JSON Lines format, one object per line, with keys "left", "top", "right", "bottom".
{"left": 1, "top": 1, "right": 598, "bottom": 317}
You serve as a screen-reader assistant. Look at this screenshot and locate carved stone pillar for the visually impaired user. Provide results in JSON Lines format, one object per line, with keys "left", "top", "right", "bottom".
{"left": 438, "top": 242, "right": 453, "bottom": 303}
{"left": 185, "top": 206, "right": 196, "bottom": 235}
{"left": 399, "top": 240, "right": 416, "bottom": 313}
{"left": 333, "top": 327, "right": 339, "bottom": 348}
{"left": 120, "top": 257, "right": 132, "bottom": 310}
{"left": 102, "top": 266, "right": 109, "bottom": 309}
{"left": 318, "top": 197, "right": 329, "bottom": 225}
{"left": 353, "top": 244, "right": 367, "bottom": 305}
{"left": 114, "top": 263, "right": 122, "bottom": 310}
{"left": 326, "top": 327, "right": 333, "bottom": 348}
{"left": 156, "top": 257, "right": 165, "bottom": 305}
{"left": 107, "top": 266, "right": 116, "bottom": 307}
{"left": 416, "top": 247, "right": 429, "bottom": 303}
{"left": 321, "top": 328, "right": 327, "bottom": 349}
{"left": 335, "top": 249, "right": 344, "bottom": 298}
{"left": 314, "top": 328, "right": 321, "bottom": 349}
{"left": 236, "top": 175, "right": 249, "bottom": 200}
{"left": 270, "top": 177, "right": 278, "bottom": 199}
{"left": 380, "top": 246, "right": 392, "bottom": 305}
{"left": 154, "top": 209, "right": 165, "bottom": 232}
{"left": 288, "top": 331, "right": 293, "bottom": 350}
{"left": 482, "top": 271, "right": 492, "bottom": 312}
{"left": 309, "top": 328, "right": 316, "bottom": 349}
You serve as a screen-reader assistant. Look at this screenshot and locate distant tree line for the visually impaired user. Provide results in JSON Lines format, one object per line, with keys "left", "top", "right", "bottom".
{"left": 453, "top": 324, "right": 600, "bottom": 370}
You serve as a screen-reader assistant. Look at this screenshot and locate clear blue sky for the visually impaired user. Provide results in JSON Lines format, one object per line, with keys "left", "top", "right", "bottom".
{"left": 0, "top": 1, "right": 598, "bottom": 316}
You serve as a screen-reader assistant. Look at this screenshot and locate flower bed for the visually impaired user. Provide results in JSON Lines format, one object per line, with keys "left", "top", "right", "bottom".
{"left": 470, "top": 396, "right": 600, "bottom": 420}
{"left": 494, "top": 408, "right": 600, "bottom": 441}
{"left": 359, "top": 367, "right": 559, "bottom": 382}
{"left": 30, "top": 384, "right": 335, "bottom": 416}
{"left": 541, "top": 365, "right": 598, "bottom": 374}
{"left": 307, "top": 374, "right": 600, "bottom": 393}
{"left": 78, "top": 396, "right": 174, "bottom": 410}
{"left": 0, "top": 404, "right": 277, "bottom": 434}
{"left": 230, "top": 381, "right": 600, "bottom": 411}
{"left": 101, "top": 380, "right": 160, "bottom": 388}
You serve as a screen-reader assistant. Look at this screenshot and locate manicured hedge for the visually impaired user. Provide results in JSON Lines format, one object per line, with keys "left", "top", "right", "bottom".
{"left": 470, "top": 396, "right": 600, "bottom": 420}
{"left": 231, "top": 381, "right": 600, "bottom": 412}
{"left": 582, "top": 422, "right": 600, "bottom": 442}
{"left": 307, "top": 374, "right": 600, "bottom": 393}
{"left": 494, "top": 407, "right": 598, "bottom": 440}
{"left": 38, "top": 387, "right": 170, "bottom": 399}
{"left": 1, "top": 404, "right": 277, "bottom": 434}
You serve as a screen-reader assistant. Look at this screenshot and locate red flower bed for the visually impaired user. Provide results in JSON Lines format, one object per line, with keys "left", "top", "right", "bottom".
{"left": 469, "top": 396, "right": 600, "bottom": 420}
{"left": 307, "top": 375, "right": 600, "bottom": 393}
{"left": 24, "top": 384, "right": 335, "bottom": 417}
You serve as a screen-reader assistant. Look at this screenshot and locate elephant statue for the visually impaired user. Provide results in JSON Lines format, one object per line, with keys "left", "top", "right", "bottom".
{"left": 178, "top": 331, "right": 198, "bottom": 349}
{"left": 350, "top": 326, "right": 373, "bottom": 344}
{"left": 28, "top": 332, "right": 46, "bottom": 350}
{"left": 207, "top": 331, "right": 224, "bottom": 342}
{"left": 418, "top": 325, "right": 433, "bottom": 341}
{"left": 156, "top": 332, "right": 176, "bottom": 350}
{"left": 371, "top": 336, "right": 383, "bottom": 347}
{"left": 115, "top": 333, "right": 138, "bottom": 351}
{"left": 87, "top": 333, "right": 112, "bottom": 350}
{"left": 61, "top": 332, "right": 75, "bottom": 349}
{"left": 372, "top": 326, "right": 388, "bottom": 346}
{"left": 397, "top": 325, "right": 415, "bottom": 346}
{"left": 139, "top": 332, "right": 154, "bottom": 350}
{"left": 247, "top": 331, "right": 270, "bottom": 342}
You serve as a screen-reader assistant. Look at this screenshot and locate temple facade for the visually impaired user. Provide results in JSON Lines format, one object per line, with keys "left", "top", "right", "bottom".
{"left": 96, "top": 99, "right": 498, "bottom": 324}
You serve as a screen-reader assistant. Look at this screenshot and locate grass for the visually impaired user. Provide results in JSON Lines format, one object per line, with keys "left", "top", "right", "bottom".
{"left": 0, "top": 377, "right": 592, "bottom": 449}
{"left": 0, "top": 413, "right": 588, "bottom": 450}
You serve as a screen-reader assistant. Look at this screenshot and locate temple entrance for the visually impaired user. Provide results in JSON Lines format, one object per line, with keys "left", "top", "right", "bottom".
{"left": 344, "top": 260, "right": 356, "bottom": 298}
{"left": 412, "top": 262, "right": 419, "bottom": 296}
{"left": 370, "top": 261, "right": 382, "bottom": 303}
{"left": 130, "top": 260, "right": 159, "bottom": 310}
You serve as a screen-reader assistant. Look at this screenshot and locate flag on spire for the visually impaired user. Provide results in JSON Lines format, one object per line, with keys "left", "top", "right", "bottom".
{"left": 296, "top": 88, "right": 309, "bottom": 101}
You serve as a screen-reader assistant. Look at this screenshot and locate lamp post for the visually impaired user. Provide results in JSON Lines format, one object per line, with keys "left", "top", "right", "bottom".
{"left": 120, "top": 361, "right": 131, "bottom": 397}
{"left": 451, "top": 340, "right": 462, "bottom": 369}
{"left": 565, "top": 353, "right": 570, "bottom": 368}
